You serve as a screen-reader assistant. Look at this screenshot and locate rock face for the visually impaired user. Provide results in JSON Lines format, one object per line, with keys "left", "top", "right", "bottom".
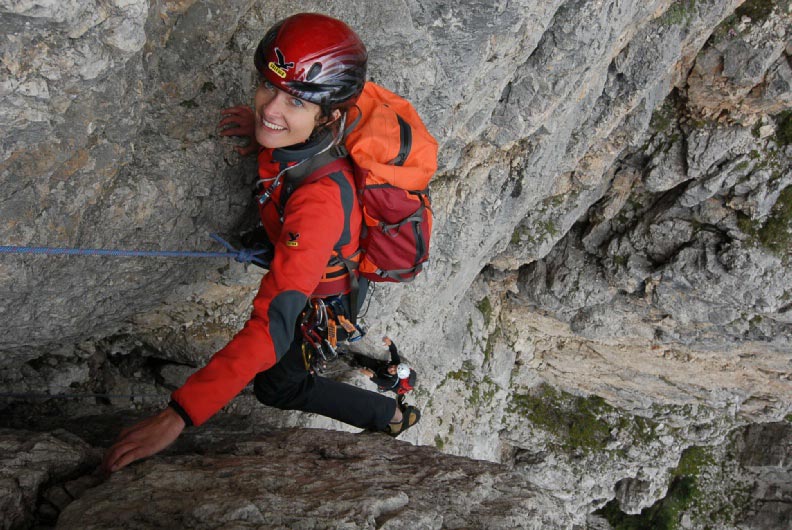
{"left": 2, "top": 0, "right": 792, "bottom": 528}
{"left": 0, "top": 429, "right": 99, "bottom": 529}
{"left": 593, "top": 421, "right": 792, "bottom": 529}
{"left": 56, "top": 427, "right": 568, "bottom": 529}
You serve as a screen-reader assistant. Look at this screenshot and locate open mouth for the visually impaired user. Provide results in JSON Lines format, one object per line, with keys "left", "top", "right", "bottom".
{"left": 261, "top": 118, "right": 286, "bottom": 131}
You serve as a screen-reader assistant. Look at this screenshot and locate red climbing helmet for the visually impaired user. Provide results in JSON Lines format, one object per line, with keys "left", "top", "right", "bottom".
{"left": 254, "top": 13, "right": 367, "bottom": 110}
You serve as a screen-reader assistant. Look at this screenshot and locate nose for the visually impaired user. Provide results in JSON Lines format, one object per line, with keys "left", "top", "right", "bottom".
{"left": 261, "top": 90, "right": 288, "bottom": 115}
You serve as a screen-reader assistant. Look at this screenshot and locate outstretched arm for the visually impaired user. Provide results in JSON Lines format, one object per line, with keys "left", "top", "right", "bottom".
{"left": 384, "top": 337, "right": 400, "bottom": 365}
{"left": 102, "top": 407, "right": 186, "bottom": 474}
{"left": 169, "top": 178, "right": 346, "bottom": 427}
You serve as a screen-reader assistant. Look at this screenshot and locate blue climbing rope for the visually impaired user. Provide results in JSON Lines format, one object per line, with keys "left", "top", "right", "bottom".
{"left": 0, "top": 233, "right": 270, "bottom": 267}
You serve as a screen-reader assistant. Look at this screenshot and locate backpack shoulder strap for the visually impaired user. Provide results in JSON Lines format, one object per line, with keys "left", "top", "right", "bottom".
{"left": 302, "top": 155, "right": 350, "bottom": 186}
{"left": 294, "top": 153, "right": 364, "bottom": 324}
{"left": 277, "top": 148, "right": 349, "bottom": 212}
{"left": 283, "top": 146, "right": 347, "bottom": 188}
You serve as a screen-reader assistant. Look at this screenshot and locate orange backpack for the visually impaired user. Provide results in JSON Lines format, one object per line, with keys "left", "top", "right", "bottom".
{"left": 344, "top": 82, "right": 438, "bottom": 282}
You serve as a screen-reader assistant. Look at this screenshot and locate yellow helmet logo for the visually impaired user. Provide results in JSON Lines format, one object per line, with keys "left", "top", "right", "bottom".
{"left": 268, "top": 62, "right": 287, "bottom": 79}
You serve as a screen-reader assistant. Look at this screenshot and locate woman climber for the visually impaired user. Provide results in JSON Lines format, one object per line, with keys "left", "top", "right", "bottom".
{"left": 355, "top": 336, "right": 418, "bottom": 397}
{"left": 103, "top": 13, "right": 421, "bottom": 474}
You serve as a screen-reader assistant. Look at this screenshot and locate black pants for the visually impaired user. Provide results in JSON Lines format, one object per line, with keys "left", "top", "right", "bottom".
{"left": 253, "top": 339, "right": 397, "bottom": 430}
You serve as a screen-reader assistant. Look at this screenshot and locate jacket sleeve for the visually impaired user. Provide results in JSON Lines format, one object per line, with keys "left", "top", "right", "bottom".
{"left": 170, "top": 178, "right": 346, "bottom": 426}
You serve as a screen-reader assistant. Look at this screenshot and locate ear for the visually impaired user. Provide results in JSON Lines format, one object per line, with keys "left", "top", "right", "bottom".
{"left": 327, "top": 109, "right": 342, "bottom": 124}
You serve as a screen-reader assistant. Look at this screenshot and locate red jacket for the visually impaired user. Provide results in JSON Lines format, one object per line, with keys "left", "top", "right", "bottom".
{"left": 171, "top": 148, "right": 361, "bottom": 426}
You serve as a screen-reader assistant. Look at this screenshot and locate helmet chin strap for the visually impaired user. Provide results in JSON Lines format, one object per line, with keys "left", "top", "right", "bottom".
{"left": 255, "top": 111, "right": 351, "bottom": 201}
{"left": 272, "top": 110, "right": 351, "bottom": 176}
{"left": 272, "top": 127, "right": 336, "bottom": 163}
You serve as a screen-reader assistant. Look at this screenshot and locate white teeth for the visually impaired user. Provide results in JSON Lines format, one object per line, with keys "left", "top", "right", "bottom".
{"left": 262, "top": 119, "right": 285, "bottom": 131}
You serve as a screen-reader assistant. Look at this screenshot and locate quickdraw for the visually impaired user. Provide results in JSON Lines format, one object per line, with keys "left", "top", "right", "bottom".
{"left": 300, "top": 297, "right": 367, "bottom": 374}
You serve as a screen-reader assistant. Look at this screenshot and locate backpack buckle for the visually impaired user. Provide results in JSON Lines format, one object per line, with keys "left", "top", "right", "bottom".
{"left": 332, "top": 144, "right": 348, "bottom": 158}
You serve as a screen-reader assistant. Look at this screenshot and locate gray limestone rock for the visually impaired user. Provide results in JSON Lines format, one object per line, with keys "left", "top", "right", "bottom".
{"left": 56, "top": 427, "right": 569, "bottom": 529}
{"left": 670, "top": 422, "right": 792, "bottom": 529}
{"left": 1, "top": 0, "right": 792, "bottom": 528}
{"left": 687, "top": 1, "right": 792, "bottom": 123}
{"left": 0, "top": 428, "right": 98, "bottom": 529}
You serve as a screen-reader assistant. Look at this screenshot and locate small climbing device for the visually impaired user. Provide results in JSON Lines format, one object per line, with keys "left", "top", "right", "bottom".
{"left": 300, "top": 297, "right": 367, "bottom": 374}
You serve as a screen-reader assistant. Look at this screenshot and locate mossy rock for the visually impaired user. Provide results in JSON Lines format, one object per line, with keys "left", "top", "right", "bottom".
{"left": 596, "top": 446, "right": 713, "bottom": 530}
{"left": 737, "top": 185, "right": 792, "bottom": 257}
{"left": 774, "top": 110, "right": 792, "bottom": 147}
{"left": 476, "top": 297, "right": 493, "bottom": 327}
{"left": 660, "top": 0, "right": 698, "bottom": 28}
{"left": 735, "top": 0, "right": 784, "bottom": 24}
{"left": 508, "top": 384, "right": 612, "bottom": 453}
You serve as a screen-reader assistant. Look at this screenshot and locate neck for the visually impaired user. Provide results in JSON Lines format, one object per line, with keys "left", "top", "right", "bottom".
{"left": 272, "top": 128, "right": 335, "bottom": 164}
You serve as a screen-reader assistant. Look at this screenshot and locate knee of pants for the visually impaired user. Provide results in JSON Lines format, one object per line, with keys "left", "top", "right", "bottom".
{"left": 253, "top": 371, "right": 308, "bottom": 409}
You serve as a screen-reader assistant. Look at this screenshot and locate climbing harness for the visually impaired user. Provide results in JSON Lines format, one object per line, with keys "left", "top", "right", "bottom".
{"left": 0, "top": 233, "right": 271, "bottom": 268}
{"left": 299, "top": 296, "right": 367, "bottom": 374}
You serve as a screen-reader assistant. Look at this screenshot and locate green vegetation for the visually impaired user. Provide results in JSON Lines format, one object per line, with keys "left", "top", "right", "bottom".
{"left": 201, "top": 81, "right": 217, "bottom": 93}
{"left": 483, "top": 330, "right": 496, "bottom": 364}
{"left": 179, "top": 99, "right": 198, "bottom": 108}
{"left": 598, "top": 477, "right": 697, "bottom": 530}
{"left": 785, "top": 413, "right": 792, "bottom": 423}
{"left": 737, "top": 186, "right": 792, "bottom": 257}
{"left": 734, "top": 161, "right": 750, "bottom": 172}
{"left": 508, "top": 384, "right": 613, "bottom": 453}
{"left": 468, "top": 376, "right": 498, "bottom": 406}
{"left": 540, "top": 219, "right": 559, "bottom": 237}
{"left": 660, "top": 0, "right": 697, "bottom": 28}
{"left": 434, "top": 434, "right": 445, "bottom": 450}
{"left": 441, "top": 361, "right": 500, "bottom": 408}
{"left": 735, "top": 0, "right": 782, "bottom": 24}
{"left": 446, "top": 360, "right": 476, "bottom": 383}
{"left": 685, "top": 439, "right": 754, "bottom": 527}
{"left": 710, "top": 13, "right": 739, "bottom": 43}
{"left": 673, "top": 446, "right": 714, "bottom": 478}
{"left": 710, "top": 0, "right": 788, "bottom": 44}
{"left": 509, "top": 192, "right": 571, "bottom": 249}
{"left": 773, "top": 110, "right": 792, "bottom": 146}
{"left": 616, "top": 415, "right": 659, "bottom": 447}
{"left": 510, "top": 225, "right": 537, "bottom": 246}
{"left": 510, "top": 227, "right": 521, "bottom": 245}
{"left": 709, "top": 481, "right": 754, "bottom": 526}
{"left": 477, "top": 297, "right": 493, "bottom": 327}
{"left": 597, "top": 446, "right": 713, "bottom": 530}
{"left": 507, "top": 383, "right": 672, "bottom": 457}
{"left": 514, "top": 218, "right": 559, "bottom": 243}
{"left": 751, "top": 119, "right": 763, "bottom": 139}
{"left": 650, "top": 99, "right": 676, "bottom": 134}
{"left": 543, "top": 194, "right": 565, "bottom": 208}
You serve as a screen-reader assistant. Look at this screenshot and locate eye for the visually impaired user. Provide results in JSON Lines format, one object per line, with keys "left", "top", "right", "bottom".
{"left": 258, "top": 78, "right": 275, "bottom": 91}
{"left": 290, "top": 97, "right": 304, "bottom": 108}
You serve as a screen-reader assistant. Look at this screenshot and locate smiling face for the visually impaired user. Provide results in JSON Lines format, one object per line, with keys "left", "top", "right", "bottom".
{"left": 254, "top": 80, "right": 323, "bottom": 149}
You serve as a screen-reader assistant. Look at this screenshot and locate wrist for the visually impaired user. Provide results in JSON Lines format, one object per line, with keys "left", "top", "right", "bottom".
{"left": 167, "top": 400, "right": 192, "bottom": 427}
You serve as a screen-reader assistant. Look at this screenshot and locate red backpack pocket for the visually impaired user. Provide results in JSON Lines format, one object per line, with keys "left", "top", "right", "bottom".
{"left": 358, "top": 184, "right": 432, "bottom": 282}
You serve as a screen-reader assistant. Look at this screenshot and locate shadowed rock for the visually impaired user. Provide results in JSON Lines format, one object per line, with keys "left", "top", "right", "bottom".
{"left": 57, "top": 428, "right": 567, "bottom": 529}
